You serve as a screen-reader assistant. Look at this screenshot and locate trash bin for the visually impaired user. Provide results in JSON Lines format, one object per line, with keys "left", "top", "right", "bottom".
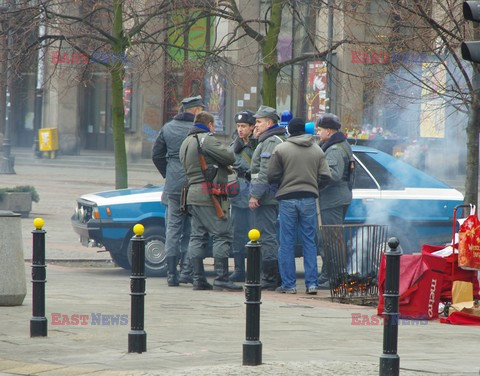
{"left": 319, "top": 224, "right": 388, "bottom": 305}
{"left": 0, "top": 210, "right": 27, "bottom": 306}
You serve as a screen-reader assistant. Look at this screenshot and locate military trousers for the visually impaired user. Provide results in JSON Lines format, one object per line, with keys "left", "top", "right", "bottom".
{"left": 252, "top": 204, "right": 278, "bottom": 262}
{"left": 317, "top": 204, "right": 350, "bottom": 257}
{"left": 231, "top": 206, "right": 252, "bottom": 256}
{"left": 188, "top": 205, "right": 232, "bottom": 259}
{"left": 165, "top": 193, "right": 191, "bottom": 258}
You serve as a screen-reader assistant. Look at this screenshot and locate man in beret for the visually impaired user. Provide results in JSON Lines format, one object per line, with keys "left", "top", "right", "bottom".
{"left": 152, "top": 95, "right": 205, "bottom": 287}
{"left": 249, "top": 105, "right": 287, "bottom": 290}
{"left": 228, "top": 110, "right": 257, "bottom": 281}
{"left": 316, "top": 113, "right": 354, "bottom": 286}
{"left": 268, "top": 117, "right": 331, "bottom": 294}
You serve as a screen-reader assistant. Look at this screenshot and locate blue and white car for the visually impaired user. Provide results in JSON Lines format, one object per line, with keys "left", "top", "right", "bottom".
{"left": 71, "top": 145, "right": 464, "bottom": 276}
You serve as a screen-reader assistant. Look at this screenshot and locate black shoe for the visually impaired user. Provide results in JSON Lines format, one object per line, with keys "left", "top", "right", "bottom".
{"left": 193, "top": 280, "right": 213, "bottom": 290}
{"left": 214, "top": 258, "right": 242, "bottom": 291}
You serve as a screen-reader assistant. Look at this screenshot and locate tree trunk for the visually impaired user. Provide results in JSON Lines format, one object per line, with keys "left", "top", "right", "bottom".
{"left": 111, "top": 0, "right": 128, "bottom": 189}
{"left": 260, "top": 0, "right": 282, "bottom": 107}
{"left": 465, "top": 93, "right": 480, "bottom": 208}
{"left": 262, "top": 64, "right": 279, "bottom": 107}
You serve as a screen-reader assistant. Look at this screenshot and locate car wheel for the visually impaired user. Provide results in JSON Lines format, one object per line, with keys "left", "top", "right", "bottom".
{"left": 108, "top": 250, "right": 131, "bottom": 270}
{"left": 127, "top": 226, "right": 167, "bottom": 277}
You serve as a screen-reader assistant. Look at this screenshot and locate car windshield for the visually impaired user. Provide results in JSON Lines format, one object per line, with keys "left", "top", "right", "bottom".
{"left": 354, "top": 148, "right": 450, "bottom": 189}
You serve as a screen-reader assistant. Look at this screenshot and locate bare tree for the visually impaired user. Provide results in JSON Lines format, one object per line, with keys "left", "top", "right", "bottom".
{"left": 343, "top": 0, "right": 478, "bottom": 206}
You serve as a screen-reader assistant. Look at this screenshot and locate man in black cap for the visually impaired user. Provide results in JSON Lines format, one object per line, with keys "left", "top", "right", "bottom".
{"left": 249, "top": 105, "right": 287, "bottom": 290}
{"left": 152, "top": 95, "right": 205, "bottom": 287}
{"left": 316, "top": 113, "right": 354, "bottom": 286}
{"left": 267, "top": 117, "right": 331, "bottom": 294}
{"left": 228, "top": 110, "right": 257, "bottom": 281}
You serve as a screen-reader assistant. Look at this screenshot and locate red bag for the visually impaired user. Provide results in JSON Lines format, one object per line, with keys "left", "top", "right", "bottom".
{"left": 458, "top": 214, "right": 480, "bottom": 270}
{"left": 421, "top": 244, "right": 480, "bottom": 302}
{"left": 377, "top": 253, "right": 446, "bottom": 319}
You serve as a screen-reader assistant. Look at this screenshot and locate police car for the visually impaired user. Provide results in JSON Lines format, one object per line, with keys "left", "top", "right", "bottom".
{"left": 71, "top": 145, "right": 463, "bottom": 276}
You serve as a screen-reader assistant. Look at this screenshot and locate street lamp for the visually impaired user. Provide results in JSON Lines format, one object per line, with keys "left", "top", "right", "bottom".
{"left": 0, "top": 3, "right": 15, "bottom": 174}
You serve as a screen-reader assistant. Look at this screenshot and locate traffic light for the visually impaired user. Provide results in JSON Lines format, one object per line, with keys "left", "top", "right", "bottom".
{"left": 462, "top": 1, "right": 480, "bottom": 63}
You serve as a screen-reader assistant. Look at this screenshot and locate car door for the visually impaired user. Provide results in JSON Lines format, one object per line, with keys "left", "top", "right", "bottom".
{"left": 346, "top": 151, "right": 382, "bottom": 223}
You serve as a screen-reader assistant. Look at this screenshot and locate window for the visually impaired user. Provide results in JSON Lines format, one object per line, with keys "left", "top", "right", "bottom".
{"left": 353, "top": 158, "right": 378, "bottom": 189}
{"left": 355, "top": 152, "right": 404, "bottom": 190}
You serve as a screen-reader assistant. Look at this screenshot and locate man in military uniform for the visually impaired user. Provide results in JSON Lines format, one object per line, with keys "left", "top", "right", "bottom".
{"left": 316, "top": 113, "right": 354, "bottom": 286}
{"left": 228, "top": 110, "right": 257, "bottom": 282}
{"left": 152, "top": 96, "right": 205, "bottom": 287}
{"left": 180, "top": 111, "right": 242, "bottom": 291}
{"left": 249, "top": 105, "right": 287, "bottom": 290}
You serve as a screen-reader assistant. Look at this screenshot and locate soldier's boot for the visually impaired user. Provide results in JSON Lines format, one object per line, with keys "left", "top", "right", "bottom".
{"left": 228, "top": 252, "right": 245, "bottom": 282}
{"left": 191, "top": 257, "right": 213, "bottom": 291}
{"left": 261, "top": 260, "right": 281, "bottom": 291}
{"left": 178, "top": 252, "right": 193, "bottom": 284}
{"left": 213, "top": 258, "right": 242, "bottom": 291}
{"left": 166, "top": 256, "right": 179, "bottom": 287}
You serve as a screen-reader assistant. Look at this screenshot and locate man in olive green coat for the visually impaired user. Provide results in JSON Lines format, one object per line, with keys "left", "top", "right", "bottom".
{"left": 249, "top": 105, "right": 287, "bottom": 290}
{"left": 180, "top": 111, "right": 241, "bottom": 291}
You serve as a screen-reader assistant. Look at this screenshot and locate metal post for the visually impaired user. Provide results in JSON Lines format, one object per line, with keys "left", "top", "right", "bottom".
{"left": 33, "top": 9, "right": 45, "bottom": 158}
{"left": 243, "top": 229, "right": 262, "bottom": 366}
{"left": 30, "top": 218, "right": 47, "bottom": 337}
{"left": 0, "top": 4, "right": 14, "bottom": 174}
{"left": 128, "top": 224, "right": 147, "bottom": 353}
{"left": 379, "top": 237, "right": 401, "bottom": 376}
{"left": 325, "top": 0, "right": 334, "bottom": 113}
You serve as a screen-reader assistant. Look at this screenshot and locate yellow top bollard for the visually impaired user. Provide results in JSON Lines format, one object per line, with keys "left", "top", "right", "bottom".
{"left": 33, "top": 218, "right": 44, "bottom": 230}
{"left": 133, "top": 224, "right": 145, "bottom": 236}
{"left": 248, "top": 228, "right": 260, "bottom": 242}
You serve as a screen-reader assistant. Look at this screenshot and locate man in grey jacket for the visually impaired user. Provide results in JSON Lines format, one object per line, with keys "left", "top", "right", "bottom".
{"left": 152, "top": 96, "right": 204, "bottom": 287}
{"left": 268, "top": 117, "right": 331, "bottom": 294}
{"left": 180, "top": 111, "right": 241, "bottom": 291}
{"left": 316, "top": 113, "right": 354, "bottom": 285}
{"left": 249, "top": 105, "right": 286, "bottom": 290}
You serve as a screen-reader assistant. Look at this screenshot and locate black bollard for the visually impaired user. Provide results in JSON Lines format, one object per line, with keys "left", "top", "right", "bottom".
{"left": 379, "top": 237, "right": 402, "bottom": 376}
{"left": 30, "top": 218, "right": 47, "bottom": 337}
{"left": 243, "top": 229, "right": 262, "bottom": 366}
{"left": 128, "top": 224, "right": 147, "bottom": 353}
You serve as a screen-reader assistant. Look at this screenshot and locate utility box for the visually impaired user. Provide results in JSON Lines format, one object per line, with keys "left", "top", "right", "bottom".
{"left": 38, "top": 128, "right": 58, "bottom": 158}
{"left": 38, "top": 128, "right": 58, "bottom": 152}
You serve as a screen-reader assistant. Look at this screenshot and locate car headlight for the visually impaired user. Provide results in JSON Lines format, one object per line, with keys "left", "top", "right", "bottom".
{"left": 78, "top": 207, "right": 85, "bottom": 221}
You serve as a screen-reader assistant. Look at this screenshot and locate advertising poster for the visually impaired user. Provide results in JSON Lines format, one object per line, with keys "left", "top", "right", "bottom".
{"left": 204, "top": 71, "right": 226, "bottom": 133}
{"left": 305, "top": 61, "right": 327, "bottom": 122}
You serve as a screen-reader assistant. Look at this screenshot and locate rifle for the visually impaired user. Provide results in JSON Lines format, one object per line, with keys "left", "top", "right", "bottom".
{"left": 194, "top": 134, "right": 225, "bottom": 219}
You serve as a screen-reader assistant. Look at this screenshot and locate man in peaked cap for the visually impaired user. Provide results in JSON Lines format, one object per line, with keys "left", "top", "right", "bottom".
{"left": 152, "top": 95, "right": 205, "bottom": 287}
{"left": 249, "top": 105, "right": 286, "bottom": 290}
{"left": 228, "top": 110, "right": 257, "bottom": 282}
{"left": 316, "top": 113, "right": 354, "bottom": 287}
